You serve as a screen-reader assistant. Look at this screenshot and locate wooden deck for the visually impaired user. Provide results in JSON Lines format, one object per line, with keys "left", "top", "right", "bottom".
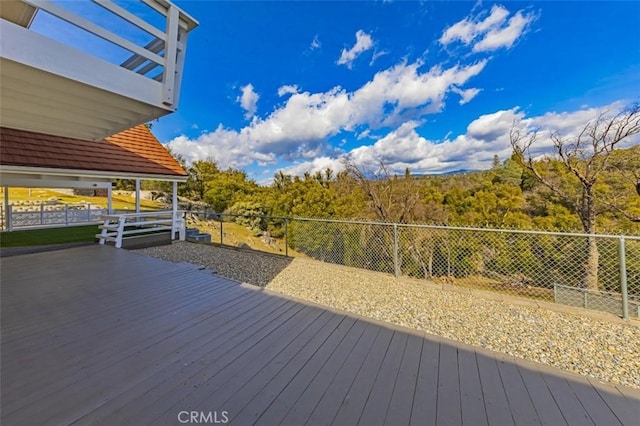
{"left": 1, "top": 245, "right": 639, "bottom": 425}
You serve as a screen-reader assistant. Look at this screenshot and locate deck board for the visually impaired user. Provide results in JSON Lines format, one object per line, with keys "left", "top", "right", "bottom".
{"left": 436, "top": 343, "right": 462, "bottom": 425}
{"left": 359, "top": 331, "right": 409, "bottom": 426}
{"left": 302, "top": 323, "right": 382, "bottom": 426}
{"left": 543, "top": 374, "right": 595, "bottom": 426}
{"left": 498, "top": 361, "right": 540, "bottom": 424}
{"left": 330, "top": 326, "right": 395, "bottom": 426}
{"left": 2, "top": 245, "right": 639, "bottom": 426}
{"left": 475, "top": 352, "right": 515, "bottom": 425}
{"left": 458, "top": 348, "right": 488, "bottom": 426}
{"left": 216, "top": 314, "right": 358, "bottom": 425}
{"left": 384, "top": 333, "right": 423, "bottom": 425}
{"left": 74, "top": 295, "right": 293, "bottom": 425}
{"left": 268, "top": 318, "right": 363, "bottom": 426}
{"left": 410, "top": 338, "right": 440, "bottom": 425}
{"left": 517, "top": 366, "right": 568, "bottom": 425}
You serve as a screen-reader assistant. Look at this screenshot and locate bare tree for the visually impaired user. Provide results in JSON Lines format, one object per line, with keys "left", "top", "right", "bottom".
{"left": 342, "top": 157, "right": 422, "bottom": 223}
{"left": 510, "top": 102, "right": 640, "bottom": 290}
{"left": 601, "top": 144, "right": 640, "bottom": 222}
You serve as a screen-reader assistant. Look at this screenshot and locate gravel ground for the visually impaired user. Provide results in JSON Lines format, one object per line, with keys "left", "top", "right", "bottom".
{"left": 136, "top": 241, "right": 640, "bottom": 389}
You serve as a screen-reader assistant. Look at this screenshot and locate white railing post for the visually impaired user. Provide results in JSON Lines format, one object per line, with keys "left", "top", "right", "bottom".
{"left": 178, "top": 212, "right": 186, "bottom": 241}
{"left": 99, "top": 217, "right": 110, "bottom": 245}
{"left": 115, "top": 216, "right": 126, "bottom": 249}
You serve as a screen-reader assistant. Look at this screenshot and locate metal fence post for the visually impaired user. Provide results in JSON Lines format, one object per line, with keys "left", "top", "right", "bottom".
{"left": 7, "top": 204, "right": 12, "bottom": 232}
{"left": 393, "top": 223, "right": 400, "bottom": 278}
{"left": 285, "top": 218, "right": 289, "bottom": 257}
{"left": 40, "top": 204, "right": 44, "bottom": 225}
{"left": 65, "top": 204, "right": 69, "bottom": 225}
{"left": 620, "top": 237, "right": 629, "bottom": 320}
{"left": 87, "top": 203, "right": 91, "bottom": 221}
{"left": 220, "top": 214, "right": 223, "bottom": 245}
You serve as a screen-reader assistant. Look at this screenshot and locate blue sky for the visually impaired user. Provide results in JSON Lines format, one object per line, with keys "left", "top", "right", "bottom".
{"left": 35, "top": 1, "right": 640, "bottom": 183}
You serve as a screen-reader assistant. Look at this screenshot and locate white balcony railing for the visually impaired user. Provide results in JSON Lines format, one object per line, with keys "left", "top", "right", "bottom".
{"left": 0, "top": 0, "right": 198, "bottom": 141}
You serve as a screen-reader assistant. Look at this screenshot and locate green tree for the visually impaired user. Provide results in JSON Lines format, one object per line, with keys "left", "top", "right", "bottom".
{"left": 186, "top": 160, "right": 219, "bottom": 201}
{"left": 204, "top": 168, "right": 258, "bottom": 212}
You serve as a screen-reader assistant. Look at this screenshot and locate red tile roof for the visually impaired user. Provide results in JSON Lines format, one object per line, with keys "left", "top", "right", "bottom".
{"left": 0, "top": 125, "right": 187, "bottom": 178}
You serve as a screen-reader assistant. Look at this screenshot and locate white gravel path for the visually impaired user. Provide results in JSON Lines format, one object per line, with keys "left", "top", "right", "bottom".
{"left": 136, "top": 241, "right": 640, "bottom": 389}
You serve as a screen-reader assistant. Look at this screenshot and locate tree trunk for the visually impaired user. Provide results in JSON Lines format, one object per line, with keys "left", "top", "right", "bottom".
{"left": 581, "top": 186, "right": 599, "bottom": 290}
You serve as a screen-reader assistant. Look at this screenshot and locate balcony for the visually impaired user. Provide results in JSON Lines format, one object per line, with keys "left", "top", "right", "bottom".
{"left": 0, "top": 0, "right": 198, "bottom": 141}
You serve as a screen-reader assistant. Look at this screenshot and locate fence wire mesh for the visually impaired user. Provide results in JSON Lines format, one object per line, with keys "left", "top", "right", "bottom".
{"left": 189, "top": 211, "right": 639, "bottom": 319}
{"left": 289, "top": 219, "right": 395, "bottom": 274}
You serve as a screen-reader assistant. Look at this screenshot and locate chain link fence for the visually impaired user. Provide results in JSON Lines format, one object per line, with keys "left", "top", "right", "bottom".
{"left": 188, "top": 211, "right": 639, "bottom": 319}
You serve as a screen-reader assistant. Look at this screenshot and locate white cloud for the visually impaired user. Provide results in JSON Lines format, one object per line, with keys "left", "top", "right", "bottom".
{"left": 169, "top": 101, "right": 636, "bottom": 179}
{"left": 337, "top": 30, "right": 374, "bottom": 69}
{"left": 168, "top": 57, "right": 487, "bottom": 169}
{"left": 440, "top": 5, "right": 536, "bottom": 52}
{"left": 440, "top": 5, "right": 510, "bottom": 45}
{"left": 349, "top": 59, "right": 488, "bottom": 129}
{"left": 310, "top": 35, "right": 321, "bottom": 50}
{"left": 166, "top": 6, "right": 543, "bottom": 174}
{"left": 237, "top": 83, "right": 259, "bottom": 119}
{"left": 278, "top": 157, "right": 346, "bottom": 177}
{"left": 451, "top": 86, "right": 482, "bottom": 105}
{"left": 473, "top": 11, "right": 535, "bottom": 52}
{"left": 271, "top": 102, "right": 633, "bottom": 178}
{"left": 370, "top": 49, "right": 389, "bottom": 66}
{"left": 344, "top": 117, "right": 510, "bottom": 173}
{"left": 167, "top": 124, "right": 274, "bottom": 170}
{"left": 277, "top": 84, "right": 299, "bottom": 97}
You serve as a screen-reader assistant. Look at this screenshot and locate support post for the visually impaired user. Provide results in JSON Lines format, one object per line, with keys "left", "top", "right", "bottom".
{"left": 87, "top": 203, "right": 91, "bottom": 221}
{"left": 172, "top": 181, "right": 178, "bottom": 240}
{"left": 40, "top": 203, "right": 44, "bottom": 225}
{"left": 7, "top": 204, "right": 12, "bottom": 232}
{"left": 620, "top": 237, "right": 629, "bottom": 320}
{"left": 162, "top": 5, "right": 179, "bottom": 106}
{"left": 65, "top": 204, "right": 69, "bottom": 225}
{"left": 393, "top": 223, "right": 400, "bottom": 278}
{"left": 107, "top": 184, "right": 113, "bottom": 214}
{"left": 135, "top": 179, "right": 141, "bottom": 213}
{"left": 285, "top": 218, "right": 289, "bottom": 257}
{"left": 220, "top": 215, "right": 223, "bottom": 245}
{"left": 4, "top": 186, "right": 9, "bottom": 231}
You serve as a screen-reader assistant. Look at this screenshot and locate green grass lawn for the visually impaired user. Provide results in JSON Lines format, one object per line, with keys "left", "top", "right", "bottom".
{"left": 0, "top": 225, "right": 99, "bottom": 248}
{"left": 2, "top": 187, "right": 165, "bottom": 210}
